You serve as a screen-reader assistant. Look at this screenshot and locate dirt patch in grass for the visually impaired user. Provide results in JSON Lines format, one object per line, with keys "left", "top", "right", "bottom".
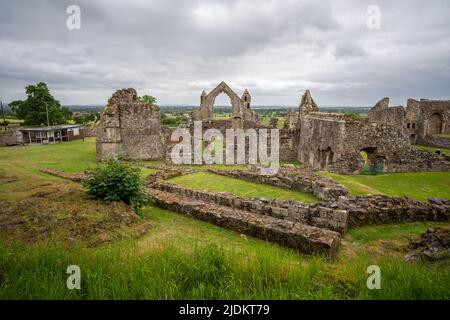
{"left": 0, "top": 182, "right": 154, "bottom": 247}
{"left": 0, "top": 174, "right": 18, "bottom": 185}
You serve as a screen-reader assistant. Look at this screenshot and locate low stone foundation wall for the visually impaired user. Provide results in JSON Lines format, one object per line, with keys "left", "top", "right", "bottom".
{"left": 418, "top": 135, "right": 450, "bottom": 150}
{"left": 148, "top": 187, "right": 341, "bottom": 259}
{"left": 40, "top": 168, "right": 89, "bottom": 182}
{"left": 38, "top": 166, "right": 450, "bottom": 258}
{"left": 145, "top": 167, "right": 194, "bottom": 185}
{"left": 385, "top": 149, "right": 450, "bottom": 173}
{"left": 154, "top": 182, "right": 348, "bottom": 233}
{"left": 208, "top": 166, "right": 348, "bottom": 201}
{"left": 337, "top": 196, "right": 450, "bottom": 227}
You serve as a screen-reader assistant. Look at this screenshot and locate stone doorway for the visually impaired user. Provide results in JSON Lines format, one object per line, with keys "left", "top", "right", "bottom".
{"left": 318, "top": 147, "right": 334, "bottom": 170}
{"left": 360, "top": 147, "right": 385, "bottom": 174}
{"left": 428, "top": 112, "right": 444, "bottom": 135}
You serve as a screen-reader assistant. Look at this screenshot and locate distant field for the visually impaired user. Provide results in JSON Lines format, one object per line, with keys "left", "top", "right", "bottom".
{"left": 4, "top": 118, "right": 24, "bottom": 124}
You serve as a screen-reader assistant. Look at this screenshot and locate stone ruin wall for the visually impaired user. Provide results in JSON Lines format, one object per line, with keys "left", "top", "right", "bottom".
{"left": 148, "top": 187, "right": 342, "bottom": 258}
{"left": 401, "top": 98, "right": 450, "bottom": 148}
{"left": 279, "top": 128, "right": 300, "bottom": 161}
{"left": 96, "top": 88, "right": 162, "bottom": 161}
{"left": 368, "top": 97, "right": 405, "bottom": 128}
{"left": 144, "top": 164, "right": 450, "bottom": 229}
{"left": 41, "top": 162, "right": 450, "bottom": 258}
{"left": 297, "top": 92, "right": 450, "bottom": 174}
{"left": 208, "top": 167, "right": 348, "bottom": 202}
{"left": 340, "top": 196, "right": 450, "bottom": 227}
{"left": 161, "top": 117, "right": 299, "bottom": 163}
{"left": 96, "top": 87, "right": 450, "bottom": 174}
{"left": 191, "top": 81, "right": 260, "bottom": 125}
{"left": 153, "top": 181, "right": 349, "bottom": 233}
{"left": 151, "top": 181, "right": 450, "bottom": 231}
{"left": 415, "top": 99, "right": 450, "bottom": 148}
{"left": 142, "top": 165, "right": 450, "bottom": 258}
{"left": 297, "top": 112, "right": 450, "bottom": 174}
{"left": 419, "top": 136, "right": 450, "bottom": 150}
{"left": 405, "top": 99, "right": 421, "bottom": 143}
{"left": 297, "top": 112, "right": 411, "bottom": 173}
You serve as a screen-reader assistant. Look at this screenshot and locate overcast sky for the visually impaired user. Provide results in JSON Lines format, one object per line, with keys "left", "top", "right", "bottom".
{"left": 1, "top": 0, "right": 449, "bottom": 107}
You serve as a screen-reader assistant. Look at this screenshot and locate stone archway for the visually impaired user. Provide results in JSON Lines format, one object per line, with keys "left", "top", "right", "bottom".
{"left": 428, "top": 112, "right": 444, "bottom": 135}
{"left": 360, "top": 147, "right": 385, "bottom": 174}
{"left": 200, "top": 81, "right": 243, "bottom": 119}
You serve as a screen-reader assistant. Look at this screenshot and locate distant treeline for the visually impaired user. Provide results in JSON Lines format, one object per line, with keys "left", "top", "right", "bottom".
{"left": 159, "top": 106, "right": 371, "bottom": 115}
{"left": 1, "top": 104, "right": 371, "bottom": 121}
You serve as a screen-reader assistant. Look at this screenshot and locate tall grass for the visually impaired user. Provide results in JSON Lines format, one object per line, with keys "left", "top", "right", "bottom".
{"left": 1, "top": 240, "right": 448, "bottom": 300}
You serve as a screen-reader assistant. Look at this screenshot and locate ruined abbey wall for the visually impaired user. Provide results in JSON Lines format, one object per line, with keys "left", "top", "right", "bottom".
{"left": 297, "top": 112, "right": 412, "bottom": 174}
{"left": 368, "top": 97, "right": 405, "bottom": 128}
{"left": 191, "top": 81, "right": 260, "bottom": 124}
{"left": 296, "top": 91, "right": 450, "bottom": 174}
{"left": 96, "top": 86, "right": 450, "bottom": 174}
{"left": 96, "top": 88, "right": 162, "bottom": 161}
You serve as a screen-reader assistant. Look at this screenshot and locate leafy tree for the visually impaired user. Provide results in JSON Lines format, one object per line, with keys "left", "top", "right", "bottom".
{"left": 82, "top": 158, "right": 149, "bottom": 216}
{"left": 160, "top": 112, "right": 183, "bottom": 127}
{"left": 139, "top": 95, "right": 157, "bottom": 105}
{"left": 72, "top": 111, "right": 100, "bottom": 124}
{"left": 10, "top": 82, "right": 72, "bottom": 126}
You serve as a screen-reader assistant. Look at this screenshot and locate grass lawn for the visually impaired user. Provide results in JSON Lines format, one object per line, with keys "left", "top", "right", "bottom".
{"left": 167, "top": 171, "right": 319, "bottom": 202}
{"left": 321, "top": 171, "right": 450, "bottom": 201}
{"left": 0, "top": 138, "right": 98, "bottom": 201}
{"left": 347, "top": 221, "right": 450, "bottom": 244}
{"left": 1, "top": 138, "right": 450, "bottom": 299}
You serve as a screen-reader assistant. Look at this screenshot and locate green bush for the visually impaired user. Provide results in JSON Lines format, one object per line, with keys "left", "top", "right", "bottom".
{"left": 83, "top": 158, "right": 149, "bottom": 216}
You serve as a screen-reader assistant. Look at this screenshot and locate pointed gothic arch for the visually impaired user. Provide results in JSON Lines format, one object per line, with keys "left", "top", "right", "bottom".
{"left": 199, "top": 81, "right": 243, "bottom": 119}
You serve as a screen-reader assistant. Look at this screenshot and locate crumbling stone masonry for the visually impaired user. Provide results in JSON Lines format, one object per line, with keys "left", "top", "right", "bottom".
{"left": 208, "top": 166, "right": 348, "bottom": 202}
{"left": 191, "top": 81, "right": 261, "bottom": 124}
{"left": 143, "top": 168, "right": 449, "bottom": 258}
{"left": 96, "top": 88, "right": 162, "bottom": 161}
{"left": 405, "top": 227, "right": 450, "bottom": 262}
{"left": 152, "top": 181, "right": 349, "bottom": 233}
{"left": 96, "top": 86, "right": 450, "bottom": 173}
{"left": 336, "top": 196, "right": 450, "bottom": 227}
{"left": 368, "top": 97, "right": 405, "bottom": 128}
{"left": 407, "top": 99, "right": 450, "bottom": 148}
{"left": 298, "top": 112, "right": 412, "bottom": 173}
{"left": 296, "top": 92, "right": 450, "bottom": 174}
{"left": 148, "top": 187, "right": 341, "bottom": 259}
{"left": 40, "top": 165, "right": 450, "bottom": 258}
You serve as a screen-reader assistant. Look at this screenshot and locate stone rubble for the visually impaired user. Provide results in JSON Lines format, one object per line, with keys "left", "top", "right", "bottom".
{"left": 208, "top": 166, "right": 348, "bottom": 201}
{"left": 405, "top": 227, "right": 450, "bottom": 262}
{"left": 40, "top": 165, "right": 450, "bottom": 258}
{"left": 147, "top": 187, "right": 341, "bottom": 259}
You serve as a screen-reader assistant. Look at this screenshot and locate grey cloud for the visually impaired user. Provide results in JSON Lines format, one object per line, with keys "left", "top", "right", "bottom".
{"left": 0, "top": 0, "right": 449, "bottom": 106}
